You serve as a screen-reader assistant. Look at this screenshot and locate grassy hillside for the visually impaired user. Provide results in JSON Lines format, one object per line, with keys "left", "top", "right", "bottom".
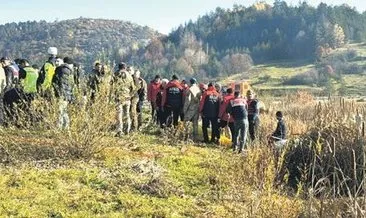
{"left": 221, "top": 43, "right": 366, "bottom": 96}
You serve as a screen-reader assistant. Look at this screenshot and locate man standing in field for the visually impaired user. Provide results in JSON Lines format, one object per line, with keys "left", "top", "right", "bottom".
{"left": 183, "top": 78, "right": 201, "bottom": 141}
{"left": 247, "top": 90, "right": 260, "bottom": 142}
{"left": 227, "top": 91, "right": 249, "bottom": 153}
{"left": 162, "top": 75, "right": 184, "bottom": 127}
{"left": 111, "top": 62, "right": 135, "bottom": 136}
{"left": 130, "top": 68, "right": 146, "bottom": 131}
{"left": 52, "top": 57, "right": 75, "bottom": 130}
{"left": 147, "top": 75, "right": 161, "bottom": 123}
{"left": 200, "top": 82, "right": 220, "bottom": 144}
{"left": 88, "top": 62, "right": 105, "bottom": 101}
{"left": 135, "top": 70, "right": 147, "bottom": 129}
{"left": 0, "top": 63, "right": 6, "bottom": 126}
{"left": 37, "top": 47, "right": 58, "bottom": 98}
{"left": 19, "top": 59, "right": 39, "bottom": 109}
{"left": 219, "top": 88, "right": 235, "bottom": 140}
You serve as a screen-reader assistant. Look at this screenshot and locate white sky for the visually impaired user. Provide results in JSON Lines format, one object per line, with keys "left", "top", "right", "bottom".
{"left": 0, "top": 0, "right": 364, "bottom": 34}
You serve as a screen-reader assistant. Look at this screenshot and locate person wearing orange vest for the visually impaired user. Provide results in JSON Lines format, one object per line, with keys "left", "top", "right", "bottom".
{"left": 199, "top": 82, "right": 220, "bottom": 144}
{"left": 227, "top": 91, "right": 249, "bottom": 153}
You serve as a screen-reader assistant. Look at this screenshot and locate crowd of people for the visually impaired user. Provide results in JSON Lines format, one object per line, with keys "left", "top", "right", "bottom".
{"left": 0, "top": 47, "right": 287, "bottom": 153}
{"left": 147, "top": 75, "right": 286, "bottom": 153}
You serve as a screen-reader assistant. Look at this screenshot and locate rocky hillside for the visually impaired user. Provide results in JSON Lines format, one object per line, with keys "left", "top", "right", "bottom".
{"left": 0, "top": 18, "right": 162, "bottom": 67}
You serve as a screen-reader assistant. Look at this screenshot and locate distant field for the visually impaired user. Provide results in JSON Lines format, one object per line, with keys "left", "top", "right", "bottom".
{"left": 222, "top": 43, "right": 366, "bottom": 96}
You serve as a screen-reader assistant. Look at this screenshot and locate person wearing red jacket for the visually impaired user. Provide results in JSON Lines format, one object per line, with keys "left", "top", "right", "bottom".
{"left": 162, "top": 75, "right": 184, "bottom": 127}
{"left": 180, "top": 79, "right": 189, "bottom": 121}
{"left": 155, "top": 78, "right": 169, "bottom": 128}
{"left": 218, "top": 88, "right": 235, "bottom": 139}
{"left": 199, "top": 82, "right": 220, "bottom": 144}
{"left": 147, "top": 75, "right": 161, "bottom": 123}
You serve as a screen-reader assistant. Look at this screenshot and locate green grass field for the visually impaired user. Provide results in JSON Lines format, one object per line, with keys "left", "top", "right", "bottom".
{"left": 222, "top": 43, "right": 366, "bottom": 96}
{"left": 0, "top": 128, "right": 303, "bottom": 217}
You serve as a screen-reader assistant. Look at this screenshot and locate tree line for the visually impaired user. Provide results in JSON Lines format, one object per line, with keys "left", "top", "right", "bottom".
{"left": 127, "top": 1, "right": 366, "bottom": 81}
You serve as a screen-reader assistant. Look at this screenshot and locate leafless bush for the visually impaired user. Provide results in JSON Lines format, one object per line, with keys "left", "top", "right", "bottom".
{"left": 2, "top": 79, "right": 116, "bottom": 162}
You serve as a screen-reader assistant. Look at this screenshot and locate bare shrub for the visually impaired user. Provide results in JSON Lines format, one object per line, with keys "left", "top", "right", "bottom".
{"left": 282, "top": 98, "right": 366, "bottom": 216}
{"left": 2, "top": 77, "right": 116, "bottom": 162}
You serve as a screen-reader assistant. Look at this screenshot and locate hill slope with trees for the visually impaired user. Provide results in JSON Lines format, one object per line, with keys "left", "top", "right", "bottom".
{"left": 0, "top": 18, "right": 161, "bottom": 68}
{"left": 128, "top": 1, "right": 366, "bottom": 81}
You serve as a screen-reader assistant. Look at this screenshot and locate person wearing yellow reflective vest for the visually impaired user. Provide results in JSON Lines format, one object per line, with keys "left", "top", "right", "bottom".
{"left": 19, "top": 59, "right": 38, "bottom": 95}
{"left": 37, "top": 57, "right": 56, "bottom": 96}
{"left": 18, "top": 59, "right": 39, "bottom": 123}
{"left": 37, "top": 47, "right": 58, "bottom": 98}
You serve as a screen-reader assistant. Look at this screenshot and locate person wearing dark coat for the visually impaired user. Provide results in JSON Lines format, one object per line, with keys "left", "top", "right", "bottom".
{"left": 199, "top": 82, "right": 220, "bottom": 144}
{"left": 52, "top": 57, "right": 75, "bottom": 129}
{"left": 270, "top": 111, "right": 286, "bottom": 142}
{"left": 246, "top": 90, "right": 260, "bottom": 141}
{"left": 161, "top": 75, "right": 184, "bottom": 127}
{"left": 227, "top": 91, "right": 249, "bottom": 153}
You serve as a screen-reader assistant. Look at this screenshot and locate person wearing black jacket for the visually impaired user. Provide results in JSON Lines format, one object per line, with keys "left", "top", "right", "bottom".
{"left": 270, "top": 111, "right": 286, "bottom": 142}
{"left": 52, "top": 57, "right": 75, "bottom": 129}
{"left": 247, "top": 90, "right": 260, "bottom": 141}
{"left": 162, "top": 75, "right": 184, "bottom": 127}
{"left": 227, "top": 91, "right": 249, "bottom": 153}
{"left": 199, "top": 82, "right": 220, "bottom": 144}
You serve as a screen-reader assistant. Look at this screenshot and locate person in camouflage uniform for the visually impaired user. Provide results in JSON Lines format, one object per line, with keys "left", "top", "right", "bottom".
{"left": 135, "top": 70, "right": 147, "bottom": 129}
{"left": 183, "top": 78, "right": 201, "bottom": 140}
{"left": 129, "top": 66, "right": 140, "bottom": 131}
{"left": 88, "top": 62, "right": 105, "bottom": 101}
{"left": 111, "top": 62, "right": 135, "bottom": 136}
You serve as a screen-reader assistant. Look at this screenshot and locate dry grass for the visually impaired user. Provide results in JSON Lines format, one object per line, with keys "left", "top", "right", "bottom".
{"left": 1, "top": 89, "right": 366, "bottom": 216}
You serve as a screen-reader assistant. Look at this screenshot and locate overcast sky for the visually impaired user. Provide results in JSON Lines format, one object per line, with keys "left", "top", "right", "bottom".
{"left": 0, "top": 0, "right": 365, "bottom": 34}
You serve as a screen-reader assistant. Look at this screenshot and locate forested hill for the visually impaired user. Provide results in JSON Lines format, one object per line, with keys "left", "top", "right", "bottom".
{"left": 129, "top": 1, "right": 366, "bottom": 80}
{"left": 0, "top": 18, "right": 161, "bottom": 68}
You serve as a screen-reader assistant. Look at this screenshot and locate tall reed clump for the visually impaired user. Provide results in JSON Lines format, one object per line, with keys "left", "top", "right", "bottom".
{"left": 282, "top": 97, "right": 366, "bottom": 216}
{"left": 3, "top": 76, "right": 117, "bottom": 161}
